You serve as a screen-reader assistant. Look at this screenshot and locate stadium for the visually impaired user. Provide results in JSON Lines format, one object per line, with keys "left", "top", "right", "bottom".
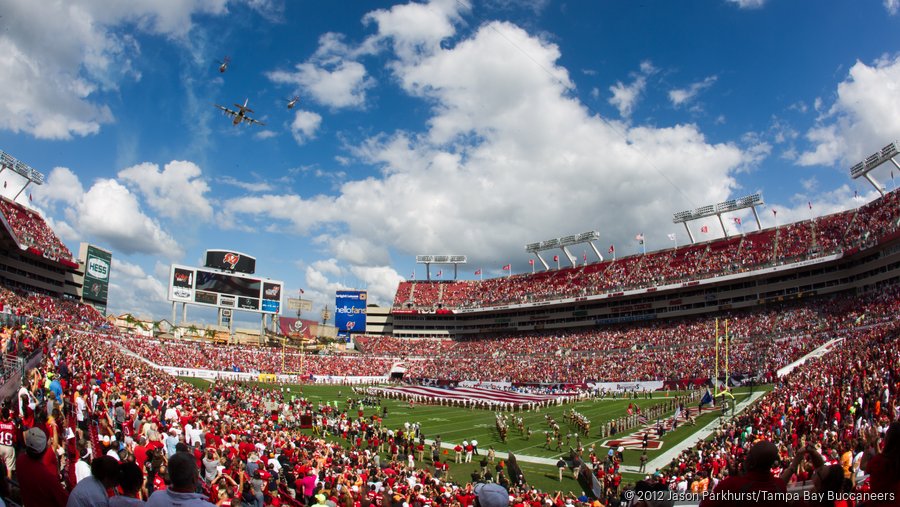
{"left": 3, "top": 2, "right": 900, "bottom": 507}
{"left": 0, "top": 139, "right": 898, "bottom": 507}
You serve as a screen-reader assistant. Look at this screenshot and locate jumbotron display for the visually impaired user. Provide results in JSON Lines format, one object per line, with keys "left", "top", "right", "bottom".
{"left": 167, "top": 264, "right": 282, "bottom": 314}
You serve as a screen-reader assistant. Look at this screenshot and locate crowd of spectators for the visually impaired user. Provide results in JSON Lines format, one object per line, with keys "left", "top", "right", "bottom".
{"left": 643, "top": 305, "right": 900, "bottom": 505}
{"left": 0, "top": 270, "right": 895, "bottom": 506}
{"left": 116, "top": 289, "right": 900, "bottom": 388}
{"left": 395, "top": 191, "right": 900, "bottom": 311}
{"left": 8, "top": 296, "right": 637, "bottom": 507}
{"left": 0, "top": 197, "right": 74, "bottom": 262}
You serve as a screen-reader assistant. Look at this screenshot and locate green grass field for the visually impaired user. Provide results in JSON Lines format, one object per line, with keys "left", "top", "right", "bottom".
{"left": 179, "top": 378, "right": 761, "bottom": 492}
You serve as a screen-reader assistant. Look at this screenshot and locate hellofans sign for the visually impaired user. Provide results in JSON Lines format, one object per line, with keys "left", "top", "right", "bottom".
{"left": 335, "top": 290, "right": 367, "bottom": 339}
{"left": 278, "top": 317, "right": 315, "bottom": 339}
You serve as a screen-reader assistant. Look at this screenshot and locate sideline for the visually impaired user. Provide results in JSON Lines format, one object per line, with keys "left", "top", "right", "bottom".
{"left": 619, "top": 389, "right": 767, "bottom": 474}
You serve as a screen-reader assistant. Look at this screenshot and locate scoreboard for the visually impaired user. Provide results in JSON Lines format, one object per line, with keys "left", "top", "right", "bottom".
{"left": 168, "top": 264, "right": 282, "bottom": 315}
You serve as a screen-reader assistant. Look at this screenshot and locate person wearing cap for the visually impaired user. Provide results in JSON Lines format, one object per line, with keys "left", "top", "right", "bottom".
{"left": 146, "top": 452, "right": 216, "bottom": 506}
{"left": 699, "top": 440, "right": 788, "bottom": 507}
{"left": 16, "top": 427, "right": 69, "bottom": 506}
{"left": 68, "top": 455, "right": 120, "bottom": 507}
{"left": 75, "top": 443, "right": 92, "bottom": 483}
{"left": 473, "top": 483, "right": 509, "bottom": 507}
{"left": 312, "top": 492, "right": 329, "bottom": 507}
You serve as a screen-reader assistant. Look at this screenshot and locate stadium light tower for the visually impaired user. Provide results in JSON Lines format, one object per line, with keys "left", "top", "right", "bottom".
{"left": 849, "top": 141, "right": 898, "bottom": 197}
{"left": 525, "top": 231, "right": 601, "bottom": 269}
{"left": 672, "top": 193, "right": 765, "bottom": 243}
{"left": 415, "top": 255, "right": 467, "bottom": 280}
{"left": 0, "top": 149, "right": 45, "bottom": 201}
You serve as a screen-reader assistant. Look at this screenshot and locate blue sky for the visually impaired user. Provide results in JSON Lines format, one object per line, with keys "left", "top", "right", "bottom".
{"left": 1, "top": 0, "right": 899, "bottom": 325}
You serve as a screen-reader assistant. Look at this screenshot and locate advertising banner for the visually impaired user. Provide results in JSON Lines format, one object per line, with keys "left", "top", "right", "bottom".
{"left": 83, "top": 245, "right": 112, "bottom": 309}
{"left": 278, "top": 316, "right": 315, "bottom": 339}
{"left": 335, "top": 290, "right": 367, "bottom": 334}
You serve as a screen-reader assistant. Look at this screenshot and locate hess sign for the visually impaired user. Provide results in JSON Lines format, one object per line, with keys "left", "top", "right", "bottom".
{"left": 87, "top": 257, "right": 110, "bottom": 280}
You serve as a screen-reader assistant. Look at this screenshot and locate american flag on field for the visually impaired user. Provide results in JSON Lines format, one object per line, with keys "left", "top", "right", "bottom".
{"left": 637, "top": 414, "right": 648, "bottom": 425}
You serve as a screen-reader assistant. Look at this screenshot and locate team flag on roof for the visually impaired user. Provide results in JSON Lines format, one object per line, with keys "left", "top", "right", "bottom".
{"left": 700, "top": 225, "right": 709, "bottom": 233}
{"left": 667, "top": 233, "right": 676, "bottom": 241}
{"left": 474, "top": 268, "right": 481, "bottom": 276}
{"left": 553, "top": 255, "right": 559, "bottom": 262}
{"left": 528, "top": 259, "right": 534, "bottom": 265}
{"left": 608, "top": 245, "right": 615, "bottom": 253}
{"left": 635, "top": 233, "right": 644, "bottom": 244}
{"left": 502, "top": 264, "right": 511, "bottom": 270}
{"left": 733, "top": 217, "right": 741, "bottom": 225}
{"left": 436, "top": 270, "right": 442, "bottom": 278}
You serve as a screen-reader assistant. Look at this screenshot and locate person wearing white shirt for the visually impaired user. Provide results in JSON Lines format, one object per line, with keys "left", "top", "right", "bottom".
{"left": 75, "top": 445, "right": 92, "bottom": 484}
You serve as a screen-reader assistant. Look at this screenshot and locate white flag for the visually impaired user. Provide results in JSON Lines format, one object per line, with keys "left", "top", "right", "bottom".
{"left": 667, "top": 233, "right": 676, "bottom": 241}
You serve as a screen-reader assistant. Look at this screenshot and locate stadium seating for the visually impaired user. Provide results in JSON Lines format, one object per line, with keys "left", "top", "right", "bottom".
{"left": 3, "top": 187, "right": 900, "bottom": 506}
{"left": 393, "top": 190, "right": 900, "bottom": 311}
{"left": 6, "top": 284, "right": 895, "bottom": 506}
{"left": 0, "top": 197, "right": 75, "bottom": 262}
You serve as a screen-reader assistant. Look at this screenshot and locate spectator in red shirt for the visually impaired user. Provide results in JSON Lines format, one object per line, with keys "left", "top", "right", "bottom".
{"left": 16, "top": 427, "right": 68, "bottom": 506}
{"left": 863, "top": 422, "right": 900, "bottom": 506}
{"left": 699, "top": 441, "right": 788, "bottom": 507}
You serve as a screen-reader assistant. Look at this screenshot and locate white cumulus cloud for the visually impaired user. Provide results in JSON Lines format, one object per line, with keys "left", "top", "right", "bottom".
{"left": 669, "top": 75, "right": 718, "bottom": 108}
{"left": 74, "top": 179, "right": 182, "bottom": 257}
{"left": 224, "top": 12, "right": 745, "bottom": 270}
{"left": 118, "top": 160, "right": 213, "bottom": 221}
{"left": 290, "top": 110, "right": 323, "bottom": 144}
{"left": 797, "top": 55, "right": 900, "bottom": 168}
{"left": 0, "top": 0, "right": 243, "bottom": 139}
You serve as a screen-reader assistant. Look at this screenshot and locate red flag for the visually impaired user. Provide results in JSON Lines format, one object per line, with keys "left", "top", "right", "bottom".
{"left": 299, "top": 288, "right": 305, "bottom": 294}
{"left": 773, "top": 209, "right": 777, "bottom": 216}
{"left": 502, "top": 264, "right": 511, "bottom": 271}
{"left": 553, "top": 255, "right": 559, "bottom": 262}
{"left": 700, "top": 225, "right": 709, "bottom": 233}
{"left": 808, "top": 201, "right": 812, "bottom": 210}
{"left": 436, "top": 270, "right": 442, "bottom": 277}
{"left": 528, "top": 259, "right": 534, "bottom": 265}
{"left": 583, "top": 252, "right": 587, "bottom": 262}
{"left": 29, "top": 193, "right": 32, "bottom": 201}
{"left": 474, "top": 269, "right": 481, "bottom": 276}
{"left": 608, "top": 245, "right": 614, "bottom": 253}
{"left": 733, "top": 217, "right": 741, "bottom": 225}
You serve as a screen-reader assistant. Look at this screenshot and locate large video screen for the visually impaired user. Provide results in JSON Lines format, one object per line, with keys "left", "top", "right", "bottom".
{"left": 195, "top": 271, "right": 261, "bottom": 298}
{"left": 167, "top": 264, "right": 282, "bottom": 315}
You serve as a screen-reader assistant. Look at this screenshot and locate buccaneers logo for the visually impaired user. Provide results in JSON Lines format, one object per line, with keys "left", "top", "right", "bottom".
{"left": 223, "top": 252, "right": 240, "bottom": 270}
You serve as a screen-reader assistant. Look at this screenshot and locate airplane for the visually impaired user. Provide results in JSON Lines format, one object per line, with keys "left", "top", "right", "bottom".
{"left": 214, "top": 99, "right": 265, "bottom": 126}
{"left": 286, "top": 96, "right": 300, "bottom": 109}
{"left": 218, "top": 56, "right": 231, "bottom": 73}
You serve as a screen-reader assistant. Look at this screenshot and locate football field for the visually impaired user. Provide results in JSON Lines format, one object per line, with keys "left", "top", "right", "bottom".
{"left": 181, "top": 379, "right": 759, "bottom": 490}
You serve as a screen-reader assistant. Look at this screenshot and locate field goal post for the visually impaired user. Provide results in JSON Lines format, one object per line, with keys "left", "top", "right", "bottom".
{"left": 715, "top": 318, "right": 736, "bottom": 400}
